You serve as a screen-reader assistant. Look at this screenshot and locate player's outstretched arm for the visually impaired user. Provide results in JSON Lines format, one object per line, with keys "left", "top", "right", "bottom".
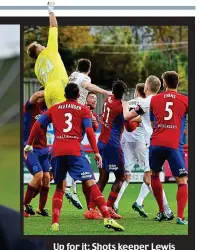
{"left": 122, "top": 101, "right": 144, "bottom": 121}
{"left": 48, "top": 1, "right": 57, "bottom": 27}
{"left": 47, "top": 2, "right": 58, "bottom": 51}
{"left": 83, "top": 81, "right": 111, "bottom": 96}
{"left": 29, "top": 90, "right": 44, "bottom": 105}
{"left": 131, "top": 116, "right": 141, "bottom": 123}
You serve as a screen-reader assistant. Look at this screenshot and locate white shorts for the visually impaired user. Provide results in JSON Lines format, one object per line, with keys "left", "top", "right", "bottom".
{"left": 121, "top": 141, "right": 150, "bottom": 174}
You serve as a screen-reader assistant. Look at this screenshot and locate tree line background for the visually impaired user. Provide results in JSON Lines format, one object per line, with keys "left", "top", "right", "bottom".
{"left": 24, "top": 26, "right": 188, "bottom": 92}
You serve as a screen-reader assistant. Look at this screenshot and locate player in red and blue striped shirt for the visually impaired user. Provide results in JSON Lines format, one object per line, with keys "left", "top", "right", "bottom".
{"left": 24, "top": 88, "right": 50, "bottom": 217}
{"left": 150, "top": 71, "right": 188, "bottom": 225}
{"left": 88, "top": 80, "right": 136, "bottom": 219}
{"left": 25, "top": 83, "right": 124, "bottom": 232}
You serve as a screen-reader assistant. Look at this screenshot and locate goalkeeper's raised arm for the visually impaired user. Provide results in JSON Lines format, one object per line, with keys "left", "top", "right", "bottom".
{"left": 48, "top": 1, "right": 57, "bottom": 27}
{"left": 47, "top": 1, "right": 58, "bottom": 51}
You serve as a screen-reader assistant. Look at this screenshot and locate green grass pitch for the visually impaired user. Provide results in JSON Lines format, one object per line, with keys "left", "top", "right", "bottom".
{"left": 24, "top": 183, "right": 188, "bottom": 235}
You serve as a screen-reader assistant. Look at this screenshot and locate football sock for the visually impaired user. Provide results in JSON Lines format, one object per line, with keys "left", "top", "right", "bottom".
{"left": 146, "top": 183, "right": 154, "bottom": 196}
{"left": 163, "top": 189, "right": 172, "bottom": 214}
{"left": 66, "top": 173, "right": 73, "bottom": 188}
{"left": 151, "top": 175, "right": 164, "bottom": 212}
{"left": 66, "top": 187, "right": 72, "bottom": 193}
{"left": 88, "top": 183, "right": 101, "bottom": 210}
{"left": 39, "top": 186, "right": 49, "bottom": 210}
{"left": 135, "top": 182, "right": 150, "bottom": 206}
{"left": 32, "top": 183, "right": 41, "bottom": 198}
{"left": 89, "top": 184, "right": 110, "bottom": 218}
{"left": 52, "top": 188, "right": 64, "bottom": 224}
{"left": 82, "top": 183, "right": 90, "bottom": 208}
{"left": 114, "top": 181, "right": 128, "bottom": 208}
{"left": 24, "top": 184, "right": 37, "bottom": 205}
{"left": 107, "top": 191, "right": 118, "bottom": 208}
{"left": 88, "top": 201, "right": 96, "bottom": 210}
{"left": 177, "top": 184, "right": 188, "bottom": 220}
{"left": 72, "top": 180, "right": 77, "bottom": 194}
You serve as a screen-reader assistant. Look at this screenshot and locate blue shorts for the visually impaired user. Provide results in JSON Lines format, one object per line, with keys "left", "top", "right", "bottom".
{"left": 149, "top": 146, "right": 188, "bottom": 177}
{"left": 98, "top": 141, "right": 125, "bottom": 173}
{"left": 24, "top": 148, "right": 51, "bottom": 175}
{"left": 51, "top": 155, "right": 95, "bottom": 184}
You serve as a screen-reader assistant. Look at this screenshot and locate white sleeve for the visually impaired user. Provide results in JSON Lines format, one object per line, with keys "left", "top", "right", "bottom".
{"left": 139, "top": 99, "right": 149, "bottom": 113}
{"left": 79, "top": 74, "right": 91, "bottom": 88}
{"left": 127, "top": 99, "right": 140, "bottom": 109}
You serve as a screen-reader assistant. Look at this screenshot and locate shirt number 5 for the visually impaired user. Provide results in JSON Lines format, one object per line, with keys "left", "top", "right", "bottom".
{"left": 164, "top": 102, "right": 173, "bottom": 120}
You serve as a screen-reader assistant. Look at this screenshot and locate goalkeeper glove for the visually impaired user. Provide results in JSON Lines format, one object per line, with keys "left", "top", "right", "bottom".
{"left": 47, "top": 1, "right": 55, "bottom": 14}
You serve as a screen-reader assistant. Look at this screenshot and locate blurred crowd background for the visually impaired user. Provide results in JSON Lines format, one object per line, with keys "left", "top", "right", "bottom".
{"left": 0, "top": 25, "right": 20, "bottom": 210}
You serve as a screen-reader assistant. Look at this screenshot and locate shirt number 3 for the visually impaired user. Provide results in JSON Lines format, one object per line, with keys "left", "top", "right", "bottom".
{"left": 63, "top": 113, "right": 72, "bottom": 133}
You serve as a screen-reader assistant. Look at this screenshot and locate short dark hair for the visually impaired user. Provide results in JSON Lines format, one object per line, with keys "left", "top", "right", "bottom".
{"left": 162, "top": 71, "right": 179, "bottom": 89}
{"left": 77, "top": 59, "right": 91, "bottom": 73}
{"left": 146, "top": 75, "right": 161, "bottom": 93}
{"left": 136, "top": 83, "right": 145, "bottom": 98}
{"left": 27, "top": 43, "right": 38, "bottom": 59}
{"left": 65, "top": 83, "right": 80, "bottom": 99}
{"left": 112, "top": 79, "right": 127, "bottom": 99}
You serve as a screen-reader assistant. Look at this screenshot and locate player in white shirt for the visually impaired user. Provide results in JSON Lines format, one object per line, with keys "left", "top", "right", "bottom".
{"left": 65, "top": 58, "right": 110, "bottom": 209}
{"left": 68, "top": 58, "right": 111, "bottom": 105}
{"left": 113, "top": 83, "right": 148, "bottom": 216}
{"left": 122, "top": 76, "right": 174, "bottom": 220}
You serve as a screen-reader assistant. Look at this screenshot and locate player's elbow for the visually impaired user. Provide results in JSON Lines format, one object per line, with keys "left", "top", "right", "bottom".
{"left": 124, "top": 113, "right": 132, "bottom": 121}
{"left": 34, "top": 91, "right": 44, "bottom": 100}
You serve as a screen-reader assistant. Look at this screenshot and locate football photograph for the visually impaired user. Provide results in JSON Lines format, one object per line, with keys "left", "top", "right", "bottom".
{"left": 23, "top": 2, "right": 189, "bottom": 236}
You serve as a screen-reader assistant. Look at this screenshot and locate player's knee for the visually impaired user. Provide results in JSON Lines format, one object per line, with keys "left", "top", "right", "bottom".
{"left": 56, "top": 181, "right": 65, "bottom": 192}
{"left": 176, "top": 175, "right": 188, "bottom": 185}
{"left": 143, "top": 178, "right": 151, "bottom": 186}
{"left": 151, "top": 171, "right": 159, "bottom": 177}
{"left": 83, "top": 179, "right": 95, "bottom": 188}
{"left": 143, "top": 173, "right": 151, "bottom": 186}
{"left": 34, "top": 171, "right": 43, "bottom": 183}
{"left": 42, "top": 172, "right": 50, "bottom": 187}
{"left": 125, "top": 174, "right": 131, "bottom": 183}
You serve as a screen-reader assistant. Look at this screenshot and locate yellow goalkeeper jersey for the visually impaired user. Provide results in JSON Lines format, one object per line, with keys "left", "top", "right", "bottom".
{"left": 34, "top": 27, "right": 69, "bottom": 87}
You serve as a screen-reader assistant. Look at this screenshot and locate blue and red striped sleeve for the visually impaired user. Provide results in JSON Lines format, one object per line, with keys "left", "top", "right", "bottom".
{"left": 82, "top": 107, "right": 98, "bottom": 153}
{"left": 150, "top": 98, "right": 155, "bottom": 122}
{"left": 27, "top": 111, "right": 52, "bottom": 145}
{"left": 24, "top": 100, "right": 32, "bottom": 113}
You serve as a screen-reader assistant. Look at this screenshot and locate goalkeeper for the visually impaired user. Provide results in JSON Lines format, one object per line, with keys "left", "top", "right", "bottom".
{"left": 27, "top": 2, "right": 69, "bottom": 108}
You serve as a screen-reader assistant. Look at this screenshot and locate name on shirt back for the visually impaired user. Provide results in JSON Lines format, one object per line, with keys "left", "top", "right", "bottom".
{"left": 164, "top": 93, "right": 176, "bottom": 99}
{"left": 58, "top": 104, "right": 81, "bottom": 110}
